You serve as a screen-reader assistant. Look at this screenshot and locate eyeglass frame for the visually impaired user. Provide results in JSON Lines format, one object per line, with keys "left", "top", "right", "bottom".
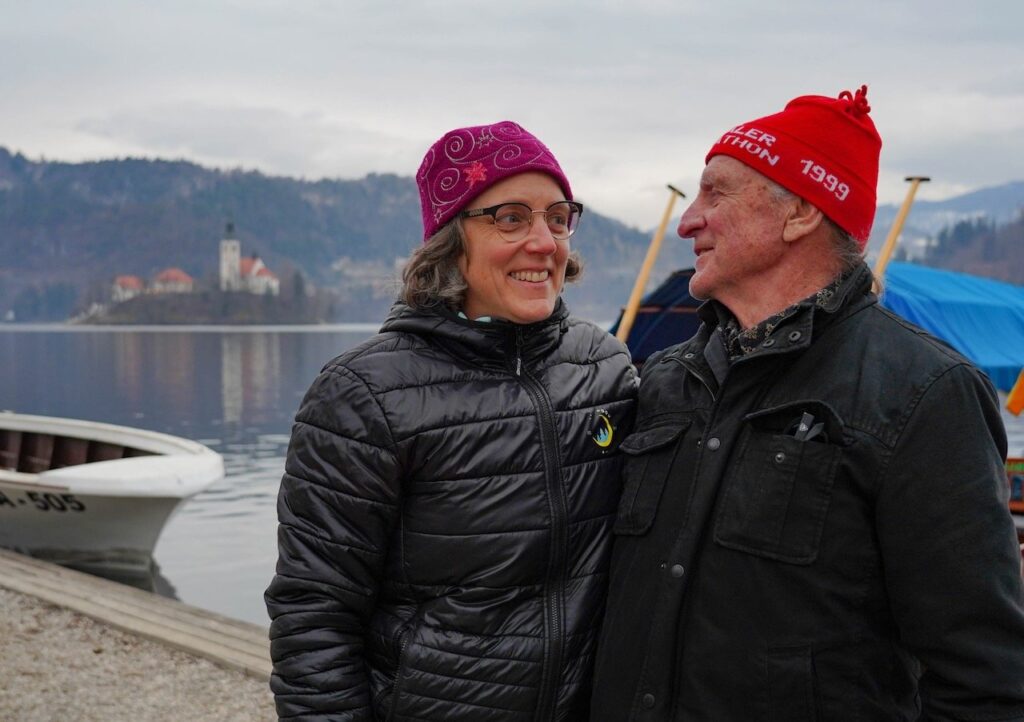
{"left": 459, "top": 200, "right": 585, "bottom": 241}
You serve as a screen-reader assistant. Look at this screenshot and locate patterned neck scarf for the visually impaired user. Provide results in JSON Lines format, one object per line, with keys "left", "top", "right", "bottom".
{"left": 721, "top": 273, "right": 847, "bottom": 359}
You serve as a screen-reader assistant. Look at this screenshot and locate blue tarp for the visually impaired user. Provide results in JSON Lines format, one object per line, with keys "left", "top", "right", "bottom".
{"left": 880, "top": 262, "right": 1024, "bottom": 391}
{"left": 609, "top": 269, "right": 702, "bottom": 365}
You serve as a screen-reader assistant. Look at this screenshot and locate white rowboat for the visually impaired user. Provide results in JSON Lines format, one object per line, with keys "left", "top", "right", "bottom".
{"left": 0, "top": 411, "right": 223, "bottom": 572}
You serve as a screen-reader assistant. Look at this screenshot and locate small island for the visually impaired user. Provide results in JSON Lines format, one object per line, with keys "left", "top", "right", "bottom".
{"left": 78, "top": 223, "right": 360, "bottom": 325}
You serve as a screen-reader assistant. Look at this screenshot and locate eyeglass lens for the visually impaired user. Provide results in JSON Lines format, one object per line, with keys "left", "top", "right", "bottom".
{"left": 493, "top": 203, "right": 579, "bottom": 240}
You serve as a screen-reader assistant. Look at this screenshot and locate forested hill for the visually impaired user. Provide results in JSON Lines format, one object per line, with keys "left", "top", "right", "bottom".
{"left": 1, "top": 147, "right": 1021, "bottom": 322}
{"left": 0, "top": 148, "right": 694, "bottom": 322}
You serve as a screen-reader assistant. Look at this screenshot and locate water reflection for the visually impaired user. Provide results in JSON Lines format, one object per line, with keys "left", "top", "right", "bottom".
{"left": 0, "top": 326, "right": 372, "bottom": 625}
{"left": 2, "top": 325, "right": 1022, "bottom": 626}
{"left": 65, "top": 558, "right": 180, "bottom": 599}
{"left": 222, "top": 335, "right": 243, "bottom": 425}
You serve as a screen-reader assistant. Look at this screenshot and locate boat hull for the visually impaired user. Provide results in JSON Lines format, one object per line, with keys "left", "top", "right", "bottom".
{"left": 0, "top": 412, "right": 224, "bottom": 572}
{"left": 0, "top": 484, "right": 186, "bottom": 572}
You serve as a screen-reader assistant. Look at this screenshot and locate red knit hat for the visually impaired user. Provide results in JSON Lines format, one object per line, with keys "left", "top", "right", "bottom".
{"left": 706, "top": 85, "right": 882, "bottom": 246}
{"left": 416, "top": 121, "right": 572, "bottom": 241}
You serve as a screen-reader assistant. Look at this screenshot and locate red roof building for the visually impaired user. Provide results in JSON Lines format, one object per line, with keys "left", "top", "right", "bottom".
{"left": 111, "top": 275, "right": 145, "bottom": 302}
{"left": 152, "top": 268, "right": 194, "bottom": 294}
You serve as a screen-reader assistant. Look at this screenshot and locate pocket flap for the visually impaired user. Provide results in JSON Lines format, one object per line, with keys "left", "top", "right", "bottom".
{"left": 619, "top": 421, "right": 691, "bottom": 456}
{"left": 743, "top": 400, "right": 847, "bottom": 446}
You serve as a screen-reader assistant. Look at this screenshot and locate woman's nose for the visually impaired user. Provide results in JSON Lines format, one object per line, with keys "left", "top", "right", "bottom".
{"left": 523, "top": 215, "right": 558, "bottom": 253}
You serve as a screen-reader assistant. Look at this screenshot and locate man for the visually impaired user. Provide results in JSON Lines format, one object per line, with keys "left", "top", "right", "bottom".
{"left": 592, "top": 86, "right": 1024, "bottom": 721}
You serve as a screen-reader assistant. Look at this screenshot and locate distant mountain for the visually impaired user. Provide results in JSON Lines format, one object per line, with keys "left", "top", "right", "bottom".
{"left": 2, "top": 147, "right": 1020, "bottom": 323}
{"left": 868, "top": 181, "right": 1024, "bottom": 260}
{"left": 0, "top": 148, "right": 694, "bottom": 322}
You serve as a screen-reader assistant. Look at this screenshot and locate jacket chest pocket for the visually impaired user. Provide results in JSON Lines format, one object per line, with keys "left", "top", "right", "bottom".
{"left": 614, "top": 419, "right": 691, "bottom": 535}
{"left": 714, "top": 402, "right": 845, "bottom": 564}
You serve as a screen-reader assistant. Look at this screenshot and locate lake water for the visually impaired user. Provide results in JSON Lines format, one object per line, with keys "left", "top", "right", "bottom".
{"left": 2, "top": 325, "right": 1023, "bottom": 626}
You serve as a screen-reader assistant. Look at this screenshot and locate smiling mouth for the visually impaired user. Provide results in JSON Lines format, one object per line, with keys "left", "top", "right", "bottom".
{"left": 510, "top": 270, "right": 550, "bottom": 282}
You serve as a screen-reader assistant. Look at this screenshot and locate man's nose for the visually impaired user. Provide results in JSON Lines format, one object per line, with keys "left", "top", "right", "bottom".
{"left": 677, "top": 203, "right": 704, "bottom": 238}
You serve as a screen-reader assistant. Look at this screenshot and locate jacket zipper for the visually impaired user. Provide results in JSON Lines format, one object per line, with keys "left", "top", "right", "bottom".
{"left": 512, "top": 327, "right": 567, "bottom": 720}
{"left": 386, "top": 625, "right": 413, "bottom": 722}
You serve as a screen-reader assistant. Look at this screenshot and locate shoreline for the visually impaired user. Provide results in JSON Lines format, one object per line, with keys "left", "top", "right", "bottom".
{"left": 0, "top": 550, "right": 276, "bottom": 721}
{"left": 0, "top": 587, "right": 276, "bottom": 721}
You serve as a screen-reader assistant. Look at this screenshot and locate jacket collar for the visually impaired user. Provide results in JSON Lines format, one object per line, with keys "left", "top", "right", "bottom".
{"left": 668, "top": 262, "right": 876, "bottom": 366}
{"left": 380, "top": 297, "right": 570, "bottom": 364}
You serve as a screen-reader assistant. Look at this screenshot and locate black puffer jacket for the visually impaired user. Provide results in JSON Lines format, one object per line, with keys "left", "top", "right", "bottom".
{"left": 265, "top": 300, "right": 636, "bottom": 721}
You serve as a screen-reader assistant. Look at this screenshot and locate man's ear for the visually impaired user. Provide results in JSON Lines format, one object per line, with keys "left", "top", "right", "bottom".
{"left": 782, "top": 198, "right": 824, "bottom": 243}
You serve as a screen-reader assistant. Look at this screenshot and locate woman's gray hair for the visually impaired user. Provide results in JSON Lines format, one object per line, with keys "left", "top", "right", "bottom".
{"left": 400, "top": 218, "right": 584, "bottom": 310}
{"left": 767, "top": 180, "right": 864, "bottom": 273}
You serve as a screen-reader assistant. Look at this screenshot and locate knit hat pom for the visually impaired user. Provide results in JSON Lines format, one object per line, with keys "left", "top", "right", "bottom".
{"left": 838, "top": 85, "right": 871, "bottom": 117}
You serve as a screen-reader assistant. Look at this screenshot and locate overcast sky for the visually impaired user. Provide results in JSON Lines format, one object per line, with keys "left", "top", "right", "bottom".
{"left": 2, "top": 0, "right": 1021, "bottom": 230}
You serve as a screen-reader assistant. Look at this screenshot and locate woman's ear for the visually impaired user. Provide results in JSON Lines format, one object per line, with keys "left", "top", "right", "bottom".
{"left": 782, "top": 197, "right": 824, "bottom": 243}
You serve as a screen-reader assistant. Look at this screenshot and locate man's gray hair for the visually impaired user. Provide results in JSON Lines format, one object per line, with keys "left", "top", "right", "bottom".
{"left": 767, "top": 180, "right": 864, "bottom": 273}
{"left": 400, "top": 218, "right": 583, "bottom": 310}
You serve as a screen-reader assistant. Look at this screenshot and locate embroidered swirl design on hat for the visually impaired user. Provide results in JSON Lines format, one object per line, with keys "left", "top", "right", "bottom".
{"left": 416, "top": 121, "right": 572, "bottom": 240}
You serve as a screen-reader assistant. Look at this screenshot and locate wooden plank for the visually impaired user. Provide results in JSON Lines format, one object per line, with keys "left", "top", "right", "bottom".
{"left": 0, "top": 429, "right": 21, "bottom": 470}
{"left": 88, "top": 440, "right": 125, "bottom": 462}
{"left": 52, "top": 436, "right": 90, "bottom": 468}
{"left": 18, "top": 432, "right": 54, "bottom": 473}
{"left": 0, "top": 550, "right": 265, "bottom": 638}
{"left": 0, "top": 555, "right": 268, "bottom": 656}
{"left": 0, "top": 549, "right": 272, "bottom": 679}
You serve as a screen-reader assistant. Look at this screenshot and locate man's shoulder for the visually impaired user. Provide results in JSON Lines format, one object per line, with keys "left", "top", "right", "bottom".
{"left": 851, "top": 303, "right": 976, "bottom": 373}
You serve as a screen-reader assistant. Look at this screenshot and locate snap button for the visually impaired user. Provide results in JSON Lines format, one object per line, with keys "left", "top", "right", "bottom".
{"left": 642, "top": 693, "right": 656, "bottom": 709}
{"left": 774, "top": 452, "right": 786, "bottom": 464}
{"left": 670, "top": 564, "right": 685, "bottom": 578}
{"left": 707, "top": 437, "right": 721, "bottom": 451}
{"left": 788, "top": 330, "right": 802, "bottom": 342}
{"left": 762, "top": 338, "right": 775, "bottom": 347}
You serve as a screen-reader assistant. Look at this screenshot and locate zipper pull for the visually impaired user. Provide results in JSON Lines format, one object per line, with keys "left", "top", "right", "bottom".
{"left": 514, "top": 328, "right": 523, "bottom": 376}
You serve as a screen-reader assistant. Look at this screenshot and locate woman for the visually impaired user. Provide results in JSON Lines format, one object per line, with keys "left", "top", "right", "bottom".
{"left": 265, "top": 121, "right": 636, "bottom": 721}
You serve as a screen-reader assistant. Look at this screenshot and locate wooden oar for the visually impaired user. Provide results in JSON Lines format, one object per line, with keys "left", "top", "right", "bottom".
{"left": 872, "top": 176, "right": 930, "bottom": 286}
{"left": 616, "top": 184, "right": 687, "bottom": 344}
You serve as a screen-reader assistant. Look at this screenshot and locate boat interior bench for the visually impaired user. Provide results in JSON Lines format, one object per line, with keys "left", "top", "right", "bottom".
{"left": 0, "top": 430, "right": 154, "bottom": 474}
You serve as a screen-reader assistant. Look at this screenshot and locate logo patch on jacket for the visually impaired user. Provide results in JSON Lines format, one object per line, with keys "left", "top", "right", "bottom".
{"left": 592, "top": 409, "right": 615, "bottom": 450}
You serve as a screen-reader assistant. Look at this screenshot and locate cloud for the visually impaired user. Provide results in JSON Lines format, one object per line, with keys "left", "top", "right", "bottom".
{"left": 2, "top": 0, "right": 1023, "bottom": 226}
{"left": 76, "top": 103, "right": 421, "bottom": 179}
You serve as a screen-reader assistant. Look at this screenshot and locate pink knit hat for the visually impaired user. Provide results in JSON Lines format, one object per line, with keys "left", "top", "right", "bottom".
{"left": 416, "top": 121, "right": 573, "bottom": 241}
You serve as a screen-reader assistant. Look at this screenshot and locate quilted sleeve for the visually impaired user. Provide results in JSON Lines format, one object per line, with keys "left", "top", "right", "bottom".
{"left": 264, "top": 362, "right": 401, "bottom": 721}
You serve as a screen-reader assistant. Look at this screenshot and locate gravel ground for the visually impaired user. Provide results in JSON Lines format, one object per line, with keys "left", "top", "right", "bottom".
{"left": 0, "top": 587, "right": 276, "bottom": 722}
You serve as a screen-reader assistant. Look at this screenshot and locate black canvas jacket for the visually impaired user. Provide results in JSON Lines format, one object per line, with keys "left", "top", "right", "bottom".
{"left": 592, "top": 263, "right": 1024, "bottom": 721}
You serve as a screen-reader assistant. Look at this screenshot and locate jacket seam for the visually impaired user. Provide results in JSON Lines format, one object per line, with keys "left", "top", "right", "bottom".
{"left": 281, "top": 472, "right": 398, "bottom": 508}
{"left": 268, "top": 570, "right": 372, "bottom": 599}
{"left": 278, "top": 522, "right": 385, "bottom": 558}
{"left": 873, "top": 362, "right": 968, "bottom": 495}
{"left": 319, "top": 364, "right": 400, "bottom": 456}
{"left": 392, "top": 412, "right": 536, "bottom": 442}
{"left": 292, "top": 418, "right": 393, "bottom": 453}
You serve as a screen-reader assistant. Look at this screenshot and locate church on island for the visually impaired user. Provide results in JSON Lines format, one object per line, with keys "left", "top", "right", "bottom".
{"left": 219, "top": 223, "right": 280, "bottom": 296}
{"left": 110, "top": 222, "right": 279, "bottom": 301}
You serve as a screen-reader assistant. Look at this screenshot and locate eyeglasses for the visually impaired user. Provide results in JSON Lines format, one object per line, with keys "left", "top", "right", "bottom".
{"left": 460, "top": 201, "right": 584, "bottom": 241}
